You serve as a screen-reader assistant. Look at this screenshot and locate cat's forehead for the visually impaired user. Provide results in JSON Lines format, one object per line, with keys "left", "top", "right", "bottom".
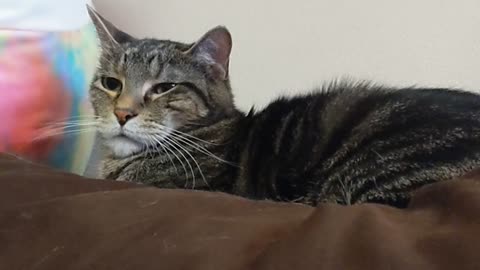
{"left": 101, "top": 38, "right": 205, "bottom": 86}
{"left": 121, "top": 39, "right": 191, "bottom": 62}
{"left": 104, "top": 39, "right": 193, "bottom": 81}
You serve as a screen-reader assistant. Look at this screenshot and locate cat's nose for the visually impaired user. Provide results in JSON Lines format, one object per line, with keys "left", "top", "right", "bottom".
{"left": 114, "top": 108, "right": 138, "bottom": 126}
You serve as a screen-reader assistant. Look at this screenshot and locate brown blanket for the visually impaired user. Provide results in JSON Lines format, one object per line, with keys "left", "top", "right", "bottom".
{"left": 0, "top": 153, "right": 479, "bottom": 270}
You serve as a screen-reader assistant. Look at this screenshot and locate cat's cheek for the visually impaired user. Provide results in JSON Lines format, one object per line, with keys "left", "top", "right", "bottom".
{"left": 163, "top": 112, "right": 182, "bottom": 130}
{"left": 165, "top": 105, "right": 206, "bottom": 129}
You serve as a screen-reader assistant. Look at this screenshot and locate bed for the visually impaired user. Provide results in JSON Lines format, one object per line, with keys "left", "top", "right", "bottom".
{"left": 0, "top": 153, "right": 479, "bottom": 270}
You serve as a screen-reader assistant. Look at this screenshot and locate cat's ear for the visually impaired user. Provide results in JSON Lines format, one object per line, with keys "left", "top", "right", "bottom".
{"left": 86, "top": 5, "right": 135, "bottom": 47}
{"left": 185, "top": 26, "right": 232, "bottom": 80}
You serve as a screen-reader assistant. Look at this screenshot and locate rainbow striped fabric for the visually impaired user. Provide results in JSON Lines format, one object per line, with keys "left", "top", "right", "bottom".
{"left": 0, "top": 23, "right": 99, "bottom": 175}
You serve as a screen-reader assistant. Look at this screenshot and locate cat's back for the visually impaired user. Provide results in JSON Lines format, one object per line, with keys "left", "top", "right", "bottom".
{"left": 236, "top": 82, "right": 480, "bottom": 204}
{"left": 250, "top": 82, "right": 480, "bottom": 132}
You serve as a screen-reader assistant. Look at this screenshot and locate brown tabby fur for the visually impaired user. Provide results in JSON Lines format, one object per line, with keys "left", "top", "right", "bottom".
{"left": 88, "top": 7, "right": 480, "bottom": 207}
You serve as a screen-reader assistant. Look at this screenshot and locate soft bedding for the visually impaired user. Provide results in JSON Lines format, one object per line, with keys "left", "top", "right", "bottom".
{"left": 0, "top": 153, "right": 479, "bottom": 270}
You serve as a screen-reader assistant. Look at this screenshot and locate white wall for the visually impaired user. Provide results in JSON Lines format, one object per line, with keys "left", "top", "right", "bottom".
{"left": 93, "top": 0, "right": 480, "bottom": 111}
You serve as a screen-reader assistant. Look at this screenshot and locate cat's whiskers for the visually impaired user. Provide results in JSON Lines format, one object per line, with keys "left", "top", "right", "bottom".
{"left": 146, "top": 135, "right": 159, "bottom": 160}
{"left": 158, "top": 142, "right": 179, "bottom": 176}
{"left": 168, "top": 132, "right": 238, "bottom": 167}
{"left": 43, "top": 115, "right": 100, "bottom": 124}
{"left": 135, "top": 139, "right": 151, "bottom": 180}
{"left": 160, "top": 135, "right": 198, "bottom": 189}
{"left": 169, "top": 138, "right": 209, "bottom": 189}
{"left": 149, "top": 122, "right": 238, "bottom": 167}
{"left": 150, "top": 135, "right": 190, "bottom": 187}
{"left": 40, "top": 119, "right": 102, "bottom": 130}
{"left": 52, "top": 115, "right": 100, "bottom": 122}
{"left": 151, "top": 123, "right": 221, "bottom": 146}
{"left": 33, "top": 119, "right": 102, "bottom": 141}
{"left": 33, "top": 127, "right": 97, "bottom": 141}
{"left": 155, "top": 132, "right": 209, "bottom": 189}
{"left": 146, "top": 134, "right": 178, "bottom": 176}
{"left": 184, "top": 121, "right": 208, "bottom": 127}
{"left": 41, "top": 123, "right": 101, "bottom": 131}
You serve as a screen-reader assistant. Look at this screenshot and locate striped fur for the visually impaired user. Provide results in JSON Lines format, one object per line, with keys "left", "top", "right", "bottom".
{"left": 88, "top": 9, "right": 480, "bottom": 207}
{"left": 100, "top": 82, "right": 480, "bottom": 208}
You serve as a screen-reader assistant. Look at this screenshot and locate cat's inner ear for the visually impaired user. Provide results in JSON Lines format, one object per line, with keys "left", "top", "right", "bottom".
{"left": 86, "top": 5, "right": 135, "bottom": 47}
{"left": 185, "top": 26, "right": 232, "bottom": 80}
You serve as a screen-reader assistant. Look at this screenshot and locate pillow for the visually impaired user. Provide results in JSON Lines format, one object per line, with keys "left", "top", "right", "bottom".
{"left": 0, "top": 23, "right": 98, "bottom": 174}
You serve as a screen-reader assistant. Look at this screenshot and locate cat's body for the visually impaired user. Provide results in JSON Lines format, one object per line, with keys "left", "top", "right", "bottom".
{"left": 87, "top": 7, "right": 480, "bottom": 207}
{"left": 101, "top": 82, "right": 480, "bottom": 207}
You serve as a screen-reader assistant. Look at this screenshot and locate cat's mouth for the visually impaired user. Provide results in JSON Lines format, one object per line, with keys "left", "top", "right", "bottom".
{"left": 114, "top": 128, "right": 139, "bottom": 141}
{"left": 115, "top": 133, "right": 130, "bottom": 139}
{"left": 107, "top": 132, "right": 146, "bottom": 158}
{"left": 102, "top": 124, "right": 171, "bottom": 158}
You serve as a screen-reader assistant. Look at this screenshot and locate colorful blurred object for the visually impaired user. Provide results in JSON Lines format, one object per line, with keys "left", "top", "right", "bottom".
{"left": 0, "top": 24, "right": 99, "bottom": 174}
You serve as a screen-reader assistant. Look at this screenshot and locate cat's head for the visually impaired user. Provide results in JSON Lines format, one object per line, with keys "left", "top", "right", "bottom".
{"left": 87, "top": 6, "right": 236, "bottom": 158}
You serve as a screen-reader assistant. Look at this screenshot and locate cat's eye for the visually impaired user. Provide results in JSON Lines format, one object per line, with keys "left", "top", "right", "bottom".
{"left": 151, "top": 83, "right": 178, "bottom": 94}
{"left": 101, "top": 77, "right": 122, "bottom": 92}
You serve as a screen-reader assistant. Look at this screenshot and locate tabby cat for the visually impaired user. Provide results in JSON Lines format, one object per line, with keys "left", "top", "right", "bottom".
{"left": 87, "top": 7, "right": 480, "bottom": 207}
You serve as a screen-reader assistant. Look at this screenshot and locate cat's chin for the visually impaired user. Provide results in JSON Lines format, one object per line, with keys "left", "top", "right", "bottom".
{"left": 106, "top": 136, "right": 145, "bottom": 158}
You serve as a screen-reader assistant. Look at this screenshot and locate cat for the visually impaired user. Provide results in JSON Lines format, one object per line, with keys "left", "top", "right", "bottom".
{"left": 87, "top": 6, "right": 480, "bottom": 207}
